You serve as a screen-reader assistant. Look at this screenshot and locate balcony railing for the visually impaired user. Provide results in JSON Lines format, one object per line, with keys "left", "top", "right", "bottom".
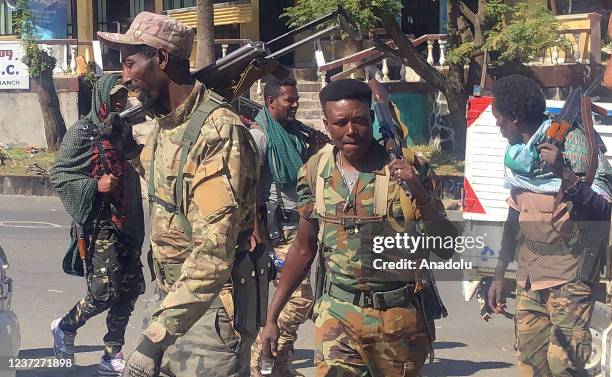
{"left": 312, "top": 12, "right": 602, "bottom": 88}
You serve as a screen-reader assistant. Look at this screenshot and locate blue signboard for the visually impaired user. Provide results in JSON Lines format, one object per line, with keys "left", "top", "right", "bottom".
{"left": 29, "top": 0, "right": 67, "bottom": 40}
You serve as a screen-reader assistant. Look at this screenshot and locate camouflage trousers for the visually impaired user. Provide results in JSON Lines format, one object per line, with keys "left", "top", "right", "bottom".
{"left": 313, "top": 293, "right": 430, "bottom": 377}
{"left": 59, "top": 228, "right": 145, "bottom": 356}
{"left": 251, "top": 230, "right": 314, "bottom": 376}
{"left": 142, "top": 288, "right": 257, "bottom": 377}
{"left": 515, "top": 280, "right": 594, "bottom": 377}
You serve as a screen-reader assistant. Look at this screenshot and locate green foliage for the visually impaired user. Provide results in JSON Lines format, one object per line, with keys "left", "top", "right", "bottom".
{"left": 14, "top": 0, "right": 56, "bottom": 79}
{"left": 447, "top": 41, "right": 475, "bottom": 65}
{"left": 450, "top": 0, "right": 570, "bottom": 66}
{"left": 283, "top": 0, "right": 402, "bottom": 34}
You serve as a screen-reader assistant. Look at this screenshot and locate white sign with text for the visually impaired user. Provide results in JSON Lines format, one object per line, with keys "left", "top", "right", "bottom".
{"left": 0, "top": 42, "right": 30, "bottom": 90}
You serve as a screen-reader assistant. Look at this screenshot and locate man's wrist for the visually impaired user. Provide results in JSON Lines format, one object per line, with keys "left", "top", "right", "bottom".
{"left": 494, "top": 261, "right": 508, "bottom": 280}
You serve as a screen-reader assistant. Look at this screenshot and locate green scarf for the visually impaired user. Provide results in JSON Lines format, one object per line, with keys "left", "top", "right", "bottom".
{"left": 255, "top": 106, "right": 307, "bottom": 188}
{"left": 50, "top": 74, "right": 122, "bottom": 224}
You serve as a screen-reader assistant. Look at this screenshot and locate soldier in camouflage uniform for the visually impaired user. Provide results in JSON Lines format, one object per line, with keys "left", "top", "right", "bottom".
{"left": 249, "top": 77, "right": 324, "bottom": 377}
{"left": 487, "top": 75, "right": 612, "bottom": 377}
{"left": 50, "top": 73, "right": 146, "bottom": 376}
{"left": 260, "top": 79, "right": 457, "bottom": 377}
{"left": 97, "top": 12, "right": 260, "bottom": 377}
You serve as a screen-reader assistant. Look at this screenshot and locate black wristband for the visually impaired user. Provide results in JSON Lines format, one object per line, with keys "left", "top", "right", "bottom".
{"left": 136, "top": 337, "right": 164, "bottom": 361}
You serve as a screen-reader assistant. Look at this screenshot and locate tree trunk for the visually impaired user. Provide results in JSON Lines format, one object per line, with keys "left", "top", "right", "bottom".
{"left": 34, "top": 66, "right": 66, "bottom": 151}
{"left": 196, "top": 0, "right": 215, "bottom": 68}
{"left": 444, "top": 82, "right": 468, "bottom": 156}
{"left": 444, "top": 0, "right": 468, "bottom": 154}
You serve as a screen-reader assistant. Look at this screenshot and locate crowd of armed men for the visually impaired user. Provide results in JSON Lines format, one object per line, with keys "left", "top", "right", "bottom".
{"left": 46, "top": 11, "right": 612, "bottom": 377}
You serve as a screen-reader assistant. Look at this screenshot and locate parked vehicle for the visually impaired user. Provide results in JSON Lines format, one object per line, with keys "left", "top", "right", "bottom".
{"left": 0, "top": 245, "right": 20, "bottom": 377}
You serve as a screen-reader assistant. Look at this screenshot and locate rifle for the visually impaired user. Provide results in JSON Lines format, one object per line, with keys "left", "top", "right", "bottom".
{"left": 476, "top": 276, "right": 514, "bottom": 321}
{"left": 121, "top": 6, "right": 361, "bottom": 123}
{"left": 368, "top": 79, "right": 432, "bottom": 195}
{"left": 539, "top": 72, "right": 607, "bottom": 170}
{"left": 368, "top": 78, "right": 448, "bottom": 363}
{"left": 193, "top": 5, "right": 361, "bottom": 103}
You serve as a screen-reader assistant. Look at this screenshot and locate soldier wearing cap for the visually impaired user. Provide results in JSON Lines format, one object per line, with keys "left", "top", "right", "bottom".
{"left": 259, "top": 79, "right": 456, "bottom": 377}
{"left": 50, "top": 73, "right": 145, "bottom": 376}
{"left": 97, "top": 12, "right": 260, "bottom": 377}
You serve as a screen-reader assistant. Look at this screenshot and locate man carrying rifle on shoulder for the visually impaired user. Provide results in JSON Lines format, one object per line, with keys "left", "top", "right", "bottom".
{"left": 259, "top": 79, "right": 457, "bottom": 377}
{"left": 248, "top": 77, "right": 327, "bottom": 377}
{"left": 50, "top": 73, "right": 145, "bottom": 376}
{"left": 97, "top": 11, "right": 262, "bottom": 377}
{"left": 487, "top": 74, "right": 612, "bottom": 376}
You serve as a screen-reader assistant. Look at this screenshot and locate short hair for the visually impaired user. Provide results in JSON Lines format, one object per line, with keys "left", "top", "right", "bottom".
{"left": 264, "top": 77, "right": 297, "bottom": 101}
{"left": 134, "top": 45, "right": 190, "bottom": 72}
{"left": 492, "top": 74, "right": 546, "bottom": 130}
{"left": 319, "top": 79, "right": 372, "bottom": 109}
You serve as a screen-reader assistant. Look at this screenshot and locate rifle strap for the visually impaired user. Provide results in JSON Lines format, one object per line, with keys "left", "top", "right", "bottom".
{"left": 581, "top": 95, "right": 598, "bottom": 186}
{"left": 148, "top": 91, "right": 226, "bottom": 240}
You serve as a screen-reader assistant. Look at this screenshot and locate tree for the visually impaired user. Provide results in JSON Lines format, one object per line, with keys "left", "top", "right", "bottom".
{"left": 15, "top": 0, "right": 66, "bottom": 151}
{"left": 284, "top": 0, "right": 402, "bottom": 76}
{"left": 196, "top": 0, "right": 215, "bottom": 68}
{"left": 284, "top": 0, "right": 568, "bottom": 153}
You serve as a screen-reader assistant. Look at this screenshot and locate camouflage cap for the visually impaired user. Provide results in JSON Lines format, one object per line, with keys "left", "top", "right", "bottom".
{"left": 97, "top": 12, "right": 194, "bottom": 60}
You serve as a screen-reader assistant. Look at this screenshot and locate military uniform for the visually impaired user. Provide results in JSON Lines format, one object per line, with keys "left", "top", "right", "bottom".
{"left": 508, "top": 191, "right": 605, "bottom": 377}
{"left": 249, "top": 124, "right": 314, "bottom": 376}
{"left": 296, "top": 142, "right": 452, "bottom": 377}
{"left": 138, "top": 83, "right": 260, "bottom": 377}
{"left": 500, "top": 126, "right": 612, "bottom": 377}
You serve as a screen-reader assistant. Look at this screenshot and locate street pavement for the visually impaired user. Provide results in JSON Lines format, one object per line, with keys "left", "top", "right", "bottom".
{"left": 0, "top": 195, "right": 517, "bottom": 376}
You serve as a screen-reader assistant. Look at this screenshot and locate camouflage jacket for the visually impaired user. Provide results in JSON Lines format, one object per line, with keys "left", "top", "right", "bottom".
{"left": 140, "top": 84, "right": 259, "bottom": 344}
{"left": 297, "top": 142, "right": 451, "bottom": 292}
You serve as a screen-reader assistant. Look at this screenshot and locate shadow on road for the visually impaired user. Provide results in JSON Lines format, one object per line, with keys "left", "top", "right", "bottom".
{"left": 16, "top": 364, "right": 97, "bottom": 377}
{"left": 18, "top": 345, "right": 104, "bottom": 359}
{"left": 423, "top": 358, "right": 513, "bottom": 376}
{"left": 15, "top": 346, "right": 105, "bottom": 377}
{"left": 293, "top": 348, "right": 314, "bottom": 369}
{"left": 433, "top": 342, "right": 467, "bottom": 350}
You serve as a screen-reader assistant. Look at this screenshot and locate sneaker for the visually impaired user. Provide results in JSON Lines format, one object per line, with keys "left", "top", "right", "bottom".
{"left": 51, "top": 318, "right": 76, "bottom": 360}
{"left": 97, "top": 352, "right": 125, "bottom": 376}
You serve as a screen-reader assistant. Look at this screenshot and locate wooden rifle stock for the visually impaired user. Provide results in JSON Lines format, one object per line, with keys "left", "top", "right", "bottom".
{"left": 368, "top": 78, "right": 427, "bottom": 294}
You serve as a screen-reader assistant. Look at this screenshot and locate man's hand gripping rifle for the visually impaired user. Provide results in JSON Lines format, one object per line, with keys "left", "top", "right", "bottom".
{"left": 368, "top": 78, "right": 434, "bottom": 294}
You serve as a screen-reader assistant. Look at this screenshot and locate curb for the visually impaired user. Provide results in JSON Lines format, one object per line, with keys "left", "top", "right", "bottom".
{"left": 0, "top": 175, "right": 57, "bottom": 196}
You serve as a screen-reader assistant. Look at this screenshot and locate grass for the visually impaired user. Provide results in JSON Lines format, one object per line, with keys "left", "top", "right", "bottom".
{"left": 0, "top": 147, "right": 56, "bottom": 176}
{"left": 411, "top": 145, "right": 464, "bottom": 176}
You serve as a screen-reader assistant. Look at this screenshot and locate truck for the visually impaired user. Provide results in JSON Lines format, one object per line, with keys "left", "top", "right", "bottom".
{"left": 460, "top": 96, "right": 612, "bottom": 376}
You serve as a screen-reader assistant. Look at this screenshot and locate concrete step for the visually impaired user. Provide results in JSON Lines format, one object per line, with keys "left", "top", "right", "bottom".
{"left": 296, "top": 109, "right": 324, "bottom": 119}
{"left": 295, "top": 82, "right": 322, "bottom": 92}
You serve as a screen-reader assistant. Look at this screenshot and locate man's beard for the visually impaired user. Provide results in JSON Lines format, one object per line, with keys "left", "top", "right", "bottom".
{"left": 138, "top": 91, "right": 157, "bottom": 111}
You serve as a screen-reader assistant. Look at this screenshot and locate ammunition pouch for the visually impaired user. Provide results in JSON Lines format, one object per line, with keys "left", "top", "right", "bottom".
{"left": 260, "top": 202, "right": 300, "bottom": 245}
{"left": 153, "top": 261, "right": 183, "bottom": 288}
{"left": 231, "top": 248, "right": 269, "bottom": 334}
{"left": 575, "top": 225, "right": 607, "bottom": 283}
